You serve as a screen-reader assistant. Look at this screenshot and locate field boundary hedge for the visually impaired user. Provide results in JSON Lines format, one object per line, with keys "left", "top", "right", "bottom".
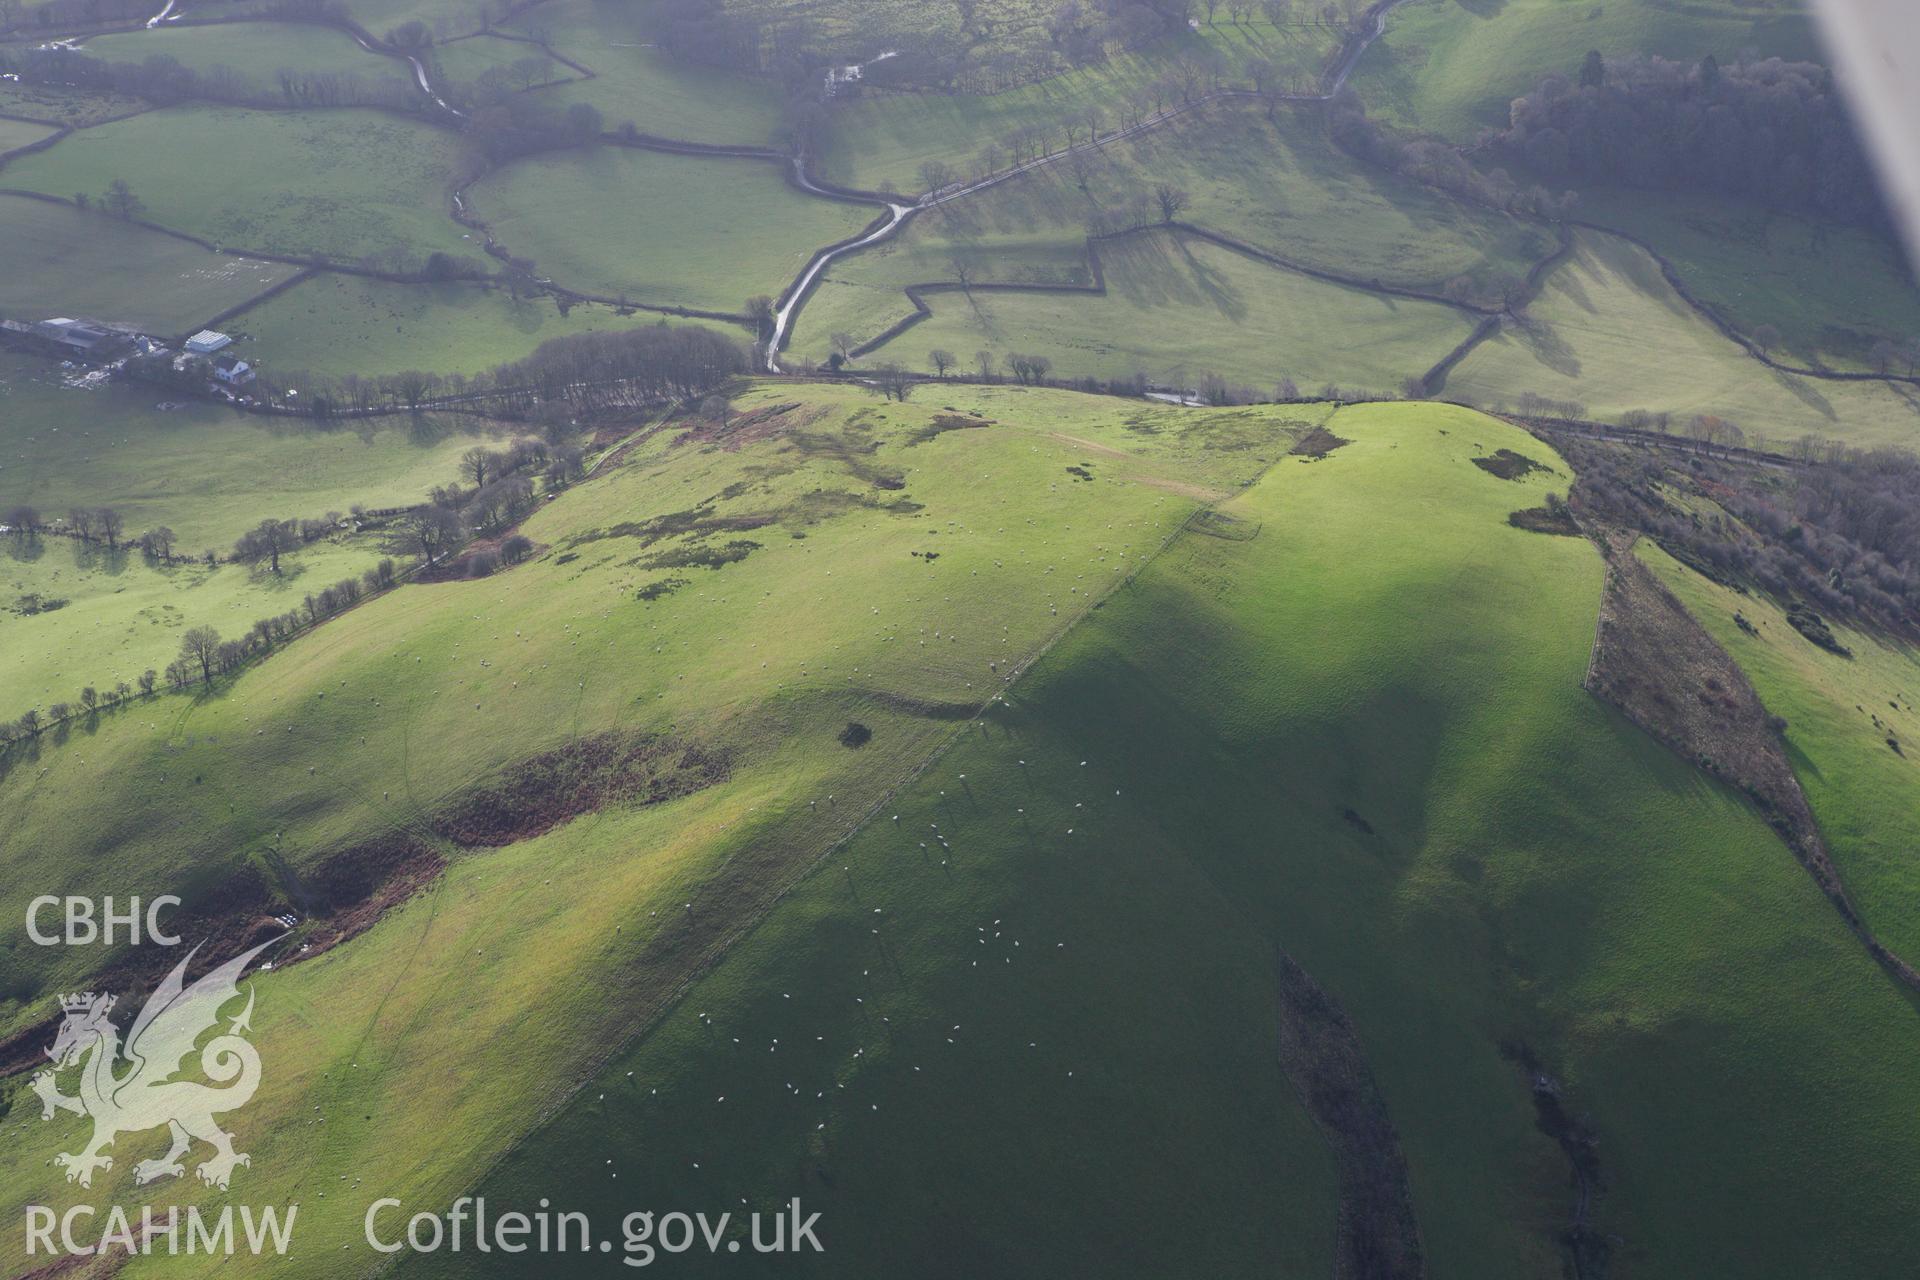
{"left": 842, "top": 217, "right": 1494, "bottom": 364}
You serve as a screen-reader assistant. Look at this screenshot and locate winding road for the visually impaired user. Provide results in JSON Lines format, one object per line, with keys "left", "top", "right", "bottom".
{"left": 73, "top": 0, "right": 1414, "bottom": 373}
{"left": 764, "top": 0, "right": 1417, "bottom": 369}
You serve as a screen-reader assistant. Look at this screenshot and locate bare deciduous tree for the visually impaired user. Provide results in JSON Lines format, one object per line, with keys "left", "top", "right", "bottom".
{"left": 462, "top": 446, "right": 496, "bottom": 487}
{"left": 6, "top": 505, "right": 40, "bottom": 543}
{"left": 101, "top": 178, "right": 143, "bottom": 220}
{"left": 875, "top": 364, "right": 913, "bottom": 401}
{"left": 141, "top": 526, "right": 176, "bottom": 561}
{"left": 179, "top": 626, "right": 221, "bottom": 685}
{"left": 236, "top": 518, "right": 298, "bottom": 575}
{"left": 95, "top": 507, "right": 123, "bottom": 551}
{"left": 1153, "top": 182, "right": 1191, "bottom": 223}
{"left": 917, "top": 159, "right": 956, "bottom": 195}
{"left": 409, "top": 505, "right": 462, "bottom": 566}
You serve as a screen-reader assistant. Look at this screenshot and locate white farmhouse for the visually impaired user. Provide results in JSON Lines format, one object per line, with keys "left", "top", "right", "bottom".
{"left": 212, "top": 353, "right": 255, "bottom": 385}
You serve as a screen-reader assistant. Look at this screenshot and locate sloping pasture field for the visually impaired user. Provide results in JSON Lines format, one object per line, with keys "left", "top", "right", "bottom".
{"left": 1, "top": 106, "right": 476, "bottom": 265}
{"left": 0, "top": 193, "right": 298, "bottom": 335}
{"left": 422, "top": 400, "right": 1920, "bottom": 1279}
{"left": 1349, "top": 0, "right": 1818, "bottom": 140}
{"left": 467, "top": 147, "right": 877, "bottom": 312}
{"left": 824, "top": 227, "right": 1476, "bottom": 391}
{"left": 231, "top": 276, "right": 743, "bottom": 377}
{"left": 0, "top": 383, "right": 1313, "bottom": 1276}
{"left": 1445, "top": 230, "right": 1920, "bottom": 449}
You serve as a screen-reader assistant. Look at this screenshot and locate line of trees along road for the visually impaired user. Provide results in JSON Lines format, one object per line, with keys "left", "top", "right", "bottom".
{"left": 250, "top": 324, "right": 749, "bottom": 418}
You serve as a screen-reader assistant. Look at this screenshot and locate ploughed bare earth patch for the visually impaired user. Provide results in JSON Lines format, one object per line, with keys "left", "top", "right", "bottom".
{"left": 1582, "top": 528, "right": 1920, "bottom": 991}
{"left": 1290, "top": 424, "right": 1352, "bottom": 460}
{"left": 432, "top": 730, "right": 732, "bottom": 847}
{"left": 1274, "top": 948, "right": 1426, "bottom": 1280}
{"left": 1473, "top": 448, "right": 1550, "bottom": 480}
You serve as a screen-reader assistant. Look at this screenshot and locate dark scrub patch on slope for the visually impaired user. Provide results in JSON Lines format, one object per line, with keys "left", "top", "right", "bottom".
{"left": 633, "top": 539, "right": 762, "bottom": 572}
{"left": 636, "top": 576, "right": 688, "bottom": 602}
{"left": 570, "top": 504, "right": 778, "bottom": 551}
{"left": 855, "top": 689, "right": 980, "bottom": 720}
{"left": 431, "top": 731, "right": 732, "bottom": 848}
{"left": 0, "top": 861, "right": 287, "bottom": 1077}
{"left": 1503, "top": 1042, "right": 1611, "bottom": 1279}
{"left": 1582, "top": 528, "right": 1920, "bottom": 993}
{"left": 0, "top": 839, "right": 439, "bottom": 1077}
{"left": 1509, "top": 497, "right": 1581, "bottom": 536}
{"left": 673, "top": 401, "right": 809, "bottom": 452}
{"left": 300, "top": 831, "right": 447, "bottom": 956}
{"left": 906, "top": 412, "right": 992, "bottom": 445}
{"left": 1290, "top": 424, "right": 1353, "bottom": 460}
{"left": 1, "top": 735, "right": 729, "bottom": 1080}
{"left": 1274, "top": 948, "right": 1426, "bottom": 1280}
{"left": 1473, "top": 449, "right": 1550, "bottom": 480}
{"left": 1787, "top": 603, "right": 1852, "bottom": 657}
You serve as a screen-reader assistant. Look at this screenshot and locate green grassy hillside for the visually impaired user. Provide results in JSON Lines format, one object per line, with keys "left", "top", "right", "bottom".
{"left": 0, "top": 353, "right": 482, "bottom": 549}
{"left": 0, "top": 383, "right": 1306, "bottom": 1276}
{"left": 0, "top": 1, "right": 1917, "bottom": 1269}
{"left": 809, "top": 227, "right": 1474, "bottom": 391}
{"left": 1, "top": 106, "right": 474, "bottom": 265}
{"left": 0, "top": 193, "right": 298, "bottom": 335}
{"left": 232, "top": 276, "right": 742, "bottom": 378}
{"left": 3, "top": 388, "right": 1919, "bottom": 1277}
{"left": 1351, "top": 0, "right": 1818, "bottom": 140}
{"left": 813, "top": 24, "right": 1342, "bottom": 193}
{"left": 1643, "top": 543, "right": 1920, "bottom": 975}
{"left": 79, "top": 22, "right": 412, "bottom": 93}
{"left": 1572, "top": 187, "right": 1920, "bottom": 372}
{"left": 0, "top": 114, "right": 58, "bottom": 153}
{"left": 502, "top": 0, "right": 784, "bottom": 145}
{"left": 468, "top": 149, "right": 876, "bottom": 311}
{"left": 796, "top": 102, "right": 1545, "bottom": 364}
{"left": 417, "top": 398, "right": 1920, "bottom": 1278}
{"left": 1445, "top": 230, "right": 1920, "bottom": 448}
{"left": 428, "top": 32, "right": 579, "bottom": 96}
{"left": 3, "top": 533, "right": 390, "bottom": 721}
{"left": 0, "top": 77, "right": 147, "bottom": 125}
